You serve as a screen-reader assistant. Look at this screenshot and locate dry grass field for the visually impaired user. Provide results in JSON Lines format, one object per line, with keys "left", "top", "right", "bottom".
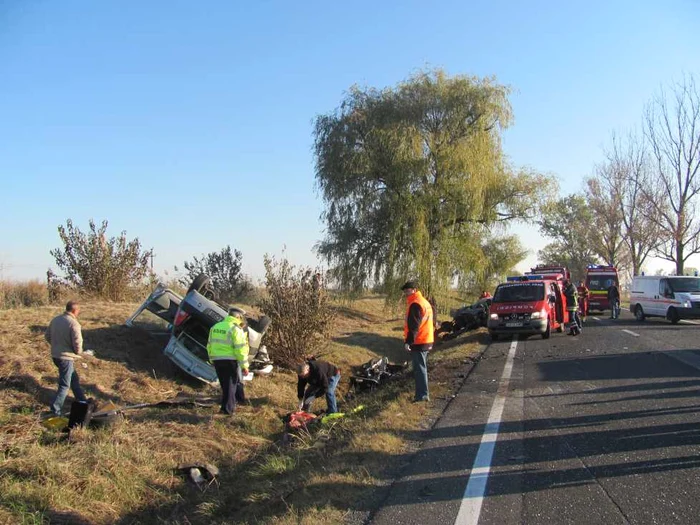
{"left": 0, "top": 296, "right": 484, "bottom": 524}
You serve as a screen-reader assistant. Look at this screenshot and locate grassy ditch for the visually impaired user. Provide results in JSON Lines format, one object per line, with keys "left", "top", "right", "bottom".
{"left": 0, "top": 296, "right": 484, "bottom": 524}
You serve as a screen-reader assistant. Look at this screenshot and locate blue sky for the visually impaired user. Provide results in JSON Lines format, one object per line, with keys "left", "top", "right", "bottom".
{"left": 1, "top": 1, "right": 699, "bottom": 283}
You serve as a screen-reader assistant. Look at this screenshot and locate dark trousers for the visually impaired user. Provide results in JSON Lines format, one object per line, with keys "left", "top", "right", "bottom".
{"left": 568, "top": 310, "right": 582, "bottom": 331}
{"left": 412, "top": 351, "right": 429, "bottom": 401}
{"left": 213, "top": 360, "right": 246, "bottom": 415}
{"left": 302, "top": 373, "right": 341, "bottom": 414}
{"left": 610, "top": 299, "right": 620, "bottom": 319}
{"left": 51, "top": 358, "right": 86, "bottom": 415}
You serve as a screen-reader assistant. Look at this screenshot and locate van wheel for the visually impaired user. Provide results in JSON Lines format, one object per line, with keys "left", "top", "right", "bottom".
{"left": 634, "top": 305, "right": 645, "bottom": 322}
{"left": 542, "top": 319, "right": 551, "bottom": 339}
{"left": 188, "top": 274, "right": 211, "bottom": 294}
{"left": 668, "top": 307, "right": 680, "bottom": 324}
{"left": 188, "top": 274, "right": 216, "bottom": 299}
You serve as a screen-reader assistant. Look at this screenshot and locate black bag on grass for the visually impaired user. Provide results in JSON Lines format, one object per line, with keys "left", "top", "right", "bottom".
{"left": 66, "top": 398, "right": 96, "bottom": 431}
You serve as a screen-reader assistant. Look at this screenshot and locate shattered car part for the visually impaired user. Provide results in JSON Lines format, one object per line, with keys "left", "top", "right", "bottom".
{"left": 178, "top": 463, "right": 219, "bottom": 490}
{"left": 349, "top": 357, "right": 405, "bottom": 392}
{"left": 249, "top": 345, "right": 274, "bottom": 375}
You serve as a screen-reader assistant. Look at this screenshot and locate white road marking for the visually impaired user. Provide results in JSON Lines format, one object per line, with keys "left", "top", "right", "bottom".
{"left": 454, "top": 336, "right": 518, "bottom": 525}
{"left": 591, "top": 316, "right": 601, "bottom": 321}
{"left": 621, "top": 329, "right": 640, "bottom": 337}
{"left": 680, "top": 320, "right": 700, "bottom": 325}
{"left": 666, "top": 349, "right": 700, "bottom": 371}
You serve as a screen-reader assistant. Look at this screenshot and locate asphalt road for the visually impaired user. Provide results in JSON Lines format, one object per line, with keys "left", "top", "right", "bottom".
{"left": 371, "top": 311, "right": 700, "bottom": 525}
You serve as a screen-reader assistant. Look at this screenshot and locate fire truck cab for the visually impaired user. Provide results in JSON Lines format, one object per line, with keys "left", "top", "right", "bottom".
{"left": 488, "top": 272, "right": 569, "bottom": 340}
{"left": 585, "top": 265, "right": 619, "bottom": 313}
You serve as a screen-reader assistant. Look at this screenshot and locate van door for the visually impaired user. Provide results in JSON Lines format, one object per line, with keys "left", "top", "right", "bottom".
{"left": 658, "top": 278, "right": 674, "bottom": 317}
{"left": 630, "top": 277, "right": 645, "bottom": 316}
{"left": 549, "top": 283, "right": 564, "bottom": 325}
{"left": 126, "top": 284, "right": 182, "bottom": 332}
{"left": 646, "top": 278, "right": 664, "bottom": 316}
{"left": 641, "top": 279, "right": 661, "bottom": 315}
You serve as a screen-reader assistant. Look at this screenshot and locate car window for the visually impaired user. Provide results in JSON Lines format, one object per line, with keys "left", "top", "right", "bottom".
{"left": 469, "top": 298, "right": 491, "bottom": 309}
{"left": 587, "top": 276, "right": 617, "bottom": 291}
{"left": 668, "top": 277, "right": 700, "bottom": 293}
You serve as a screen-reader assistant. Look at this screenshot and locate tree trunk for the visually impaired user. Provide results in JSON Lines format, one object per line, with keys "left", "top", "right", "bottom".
{"left": 676, "top": 241, "right": 684, "bottom": 276}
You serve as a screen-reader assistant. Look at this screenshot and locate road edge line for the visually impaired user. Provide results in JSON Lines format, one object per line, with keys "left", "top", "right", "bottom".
{"left": 367, "top": 338, "right": 491, "bottom": 525}
{"left": 454, "top": 336, "right": 519, "bottom": 525}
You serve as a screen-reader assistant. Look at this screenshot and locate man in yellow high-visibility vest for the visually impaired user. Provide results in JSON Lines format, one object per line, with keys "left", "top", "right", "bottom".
{"left": 207, "top": 306, "right": 250, "bottom": 415}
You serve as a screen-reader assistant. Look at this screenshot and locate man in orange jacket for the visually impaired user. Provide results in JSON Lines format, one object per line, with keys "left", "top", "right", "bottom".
{"left": 402, "top": 281, "right": 435, "bottom": 402}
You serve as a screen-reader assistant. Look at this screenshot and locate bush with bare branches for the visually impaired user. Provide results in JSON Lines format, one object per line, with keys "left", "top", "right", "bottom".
{"left": 176, "top": 245, "right": 253, "bottom": 304}
{"left": 257, "top": 255, "right": 335, "bottom": 369}
{"left": 49, "top": 219, "right": 153, "bottom": 301}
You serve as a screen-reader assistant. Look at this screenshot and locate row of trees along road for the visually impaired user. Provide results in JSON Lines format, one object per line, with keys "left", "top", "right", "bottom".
{"left": 314, "top": 69, "right": 555, "bottom": 304}
{"left": 538, "top": 74, "right": 700, "bottom": 280}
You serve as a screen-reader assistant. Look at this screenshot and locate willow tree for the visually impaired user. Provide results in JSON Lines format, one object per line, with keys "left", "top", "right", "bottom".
{"left": 313, "top": 69, "right": 552, "bottom": 302}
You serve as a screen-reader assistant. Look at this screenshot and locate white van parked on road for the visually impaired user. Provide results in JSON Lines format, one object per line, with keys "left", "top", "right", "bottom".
{"left": 629, "top": 275, "right": 700, "bottom": 323}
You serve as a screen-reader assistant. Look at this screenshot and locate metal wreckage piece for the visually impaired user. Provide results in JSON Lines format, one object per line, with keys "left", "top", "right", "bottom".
{"left": 349, "top": 356, "right": 406, "bottom": 393}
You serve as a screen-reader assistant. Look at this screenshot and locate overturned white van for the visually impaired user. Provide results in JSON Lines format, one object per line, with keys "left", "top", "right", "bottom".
{"left": 126, "top": 275, "right": 272, "bottom": 384}
{"left": 629, "top": 275, "right": 700, "bottom": 323}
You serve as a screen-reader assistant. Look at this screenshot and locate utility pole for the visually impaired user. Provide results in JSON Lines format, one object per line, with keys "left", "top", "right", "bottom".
{"left": 149, "top": 251, "right": 155, "bottom": 270}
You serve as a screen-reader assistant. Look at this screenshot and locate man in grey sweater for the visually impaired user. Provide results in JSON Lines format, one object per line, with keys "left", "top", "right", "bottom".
{"left": 45, "top": 300, "right": 87, "bottom": 415}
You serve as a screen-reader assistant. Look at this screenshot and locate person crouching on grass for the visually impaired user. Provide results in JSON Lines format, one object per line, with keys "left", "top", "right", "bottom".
{"left": 296, "top": 357, "right": 341, "bottom": 414}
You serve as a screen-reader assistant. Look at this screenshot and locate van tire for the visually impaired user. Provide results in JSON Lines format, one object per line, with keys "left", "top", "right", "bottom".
{"left": 542, "top": 319, "right": 551, "bottom": 339}
{"left": 634, "top": 305, "right": 645, "bottom": 322}
{"left": 188, "top": 274, "right": 212, "bottom": 295}
{"left": 187, "top": 273, "right": 214, "bottom": 299}
{"left": 667, "top": 307, "right": 680, "bottom": 324}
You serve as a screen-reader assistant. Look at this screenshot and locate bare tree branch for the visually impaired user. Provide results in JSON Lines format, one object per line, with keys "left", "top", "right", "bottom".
{"left": 643, "top": 74, "right": 700, "bottom": 274}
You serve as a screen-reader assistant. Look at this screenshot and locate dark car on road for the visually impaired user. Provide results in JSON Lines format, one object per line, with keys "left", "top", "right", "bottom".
{"left": 437, "top": 297, "right": 492, "bottom": 340}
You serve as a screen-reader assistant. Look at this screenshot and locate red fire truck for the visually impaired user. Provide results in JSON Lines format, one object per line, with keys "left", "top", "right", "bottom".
{"left": 488, "top": 269, "right": 570, "bottom": 340}
{"left": 526, "top": 265, "right": 572, "bottom": 282}
{"left": 585, "top": 265, "right": 619, "bottom": 313}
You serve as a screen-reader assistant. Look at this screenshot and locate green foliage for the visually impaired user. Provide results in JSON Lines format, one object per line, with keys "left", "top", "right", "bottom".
{"left": 49, "top": 219, "right": 152, "bottom": 301}
{"left": 176, "top": 245, "right": 253, "bottom": 303}
{"left": 456, "top": 235, "right": 527, "bottom": 296}
{"left": 537, "top": 194, "right": 600, "bottom": 281}
{"left": 257, "top": 256, "right": 335, "bottom": 369}
{"left": 314, "top": 68, "right": 552, "bottom": 304}
{"left": 250, "top": 454, "right": 298, "bottom": 478}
